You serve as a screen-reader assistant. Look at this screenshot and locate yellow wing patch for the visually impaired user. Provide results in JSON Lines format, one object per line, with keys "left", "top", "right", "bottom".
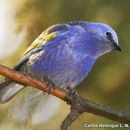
{"left": 39, "top": 32, "right": 57, "bottom": 41}
{"left": 22, "top": 32, "right": 57, "bottom": 56}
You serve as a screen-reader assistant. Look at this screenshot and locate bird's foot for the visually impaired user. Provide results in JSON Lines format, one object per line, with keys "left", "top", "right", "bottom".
{"left": 42, "top": 76, "right": 55, "bottom": 95}
{"left": 66, "top": 87, "right": 79, "bottom": 104}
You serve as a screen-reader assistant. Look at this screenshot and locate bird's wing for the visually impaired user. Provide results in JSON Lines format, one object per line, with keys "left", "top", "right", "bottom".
{"left": 14, "top": 24, "right": 69, "bottom": 70}
{"left": 14, "top": 32, "right": 57, "bottom": 70}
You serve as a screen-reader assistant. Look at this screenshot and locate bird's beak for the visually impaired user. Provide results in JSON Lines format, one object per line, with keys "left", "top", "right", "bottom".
{"left": 110, "top": 38, "right": 121, "bottom": 52}
{"left": 112, "top": 39, "right": 121, "bottom": 51}
{"left": 114, "top": 44, "right": 121, "bottom": 52}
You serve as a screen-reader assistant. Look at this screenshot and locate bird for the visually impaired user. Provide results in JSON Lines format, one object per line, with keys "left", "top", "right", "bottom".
{"left": 0, "top": 21, "right": 121, "bottom": 124}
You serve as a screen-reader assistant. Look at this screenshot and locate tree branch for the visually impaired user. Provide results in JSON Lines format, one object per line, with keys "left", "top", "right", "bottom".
{"left": 0, "top": 64, "right": 130, "bottom": 130}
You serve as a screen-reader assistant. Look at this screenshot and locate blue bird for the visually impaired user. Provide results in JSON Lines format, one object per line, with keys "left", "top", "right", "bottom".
{"left": 0, "top": 21, "right": 121, "bottom": 124}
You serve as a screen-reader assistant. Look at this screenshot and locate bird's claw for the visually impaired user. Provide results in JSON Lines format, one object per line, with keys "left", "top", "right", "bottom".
{"left": 66, "top": 87, "right": 79, "bottom": 104}
{"left": 42, "top": 76, "right": 55, "bottom": 95}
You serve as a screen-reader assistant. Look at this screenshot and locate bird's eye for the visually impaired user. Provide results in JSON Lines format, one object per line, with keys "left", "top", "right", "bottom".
{"left": 106, "top": 32, "right": 112, "bottom": 39}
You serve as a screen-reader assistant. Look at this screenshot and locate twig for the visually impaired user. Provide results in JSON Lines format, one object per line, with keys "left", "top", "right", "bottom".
{"left": 61, "top": 110, "right": 80, "bottom": 130}
{"left": 0, "top": 64, "right": 68, "bottom": 101}
{"left": 0, "top": 64, "right": 130, "bottom": 130}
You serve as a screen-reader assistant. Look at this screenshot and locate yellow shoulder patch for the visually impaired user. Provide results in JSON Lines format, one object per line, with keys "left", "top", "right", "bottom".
{"left": 39, "top": 32, "right": 57, "bottom": 41}
{"left": 22, "top": 32, "right": 57, "bottom": 56}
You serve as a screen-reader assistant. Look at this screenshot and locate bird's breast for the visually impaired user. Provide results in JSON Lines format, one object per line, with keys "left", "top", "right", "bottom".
{"left": 27, "top": 41, "right": 95, "bottom": 88}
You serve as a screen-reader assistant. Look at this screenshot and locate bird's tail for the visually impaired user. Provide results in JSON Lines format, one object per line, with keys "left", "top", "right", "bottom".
{"left": 0, "top": 78, "right": 25, "bottom": 103}
{"left": 0, "top": 79, "right": 60, "bottom": 124}
{"left": 11, "top": 87, "right": 61, "bottom": 124}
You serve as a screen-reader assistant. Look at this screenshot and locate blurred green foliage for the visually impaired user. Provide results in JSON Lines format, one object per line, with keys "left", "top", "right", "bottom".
{"left": 1, "top": 0, "right": 130, "bottom": 130}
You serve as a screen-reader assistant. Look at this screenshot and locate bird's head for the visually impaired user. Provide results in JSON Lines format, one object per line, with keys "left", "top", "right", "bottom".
{"left": 78, "top": 22, "right": 121, "bottom": 58}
